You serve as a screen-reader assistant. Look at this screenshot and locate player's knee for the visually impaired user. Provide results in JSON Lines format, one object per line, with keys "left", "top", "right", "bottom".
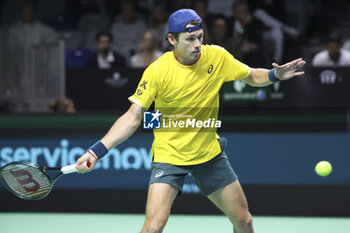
{"left": 234, "top": 212, "right": 253, "bottom": 228}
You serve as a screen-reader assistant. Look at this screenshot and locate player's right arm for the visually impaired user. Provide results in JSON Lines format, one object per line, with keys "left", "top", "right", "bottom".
{"left": 100, "top": 103, "right": 144, "bottom": 149}
{"left": 76, "top": 62, "right": 159, "bottom": 173}
{"left": 75, "top": 103, "right": 144, "bottom": 173}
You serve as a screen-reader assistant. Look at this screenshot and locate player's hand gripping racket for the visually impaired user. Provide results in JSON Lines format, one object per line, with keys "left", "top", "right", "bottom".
{"left": 0, "top": 161, "right": 91, "bottom": 200}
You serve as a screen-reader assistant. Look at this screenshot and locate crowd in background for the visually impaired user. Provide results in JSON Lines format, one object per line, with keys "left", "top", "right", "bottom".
{"left": 2, "top": 0, "right": 350, "bottom": 69}
{"left": 2, "top": 0, "right": 350, "bottom": 113}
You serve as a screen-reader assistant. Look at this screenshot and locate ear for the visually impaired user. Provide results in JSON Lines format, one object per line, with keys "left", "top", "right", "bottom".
{"left": 167, "top": 34, "right": 177, "bottom": 46}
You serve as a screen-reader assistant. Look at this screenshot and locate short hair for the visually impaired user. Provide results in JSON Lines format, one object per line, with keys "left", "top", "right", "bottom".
{"left": 327, "top": 32, "right": 342, "bottom": 44}
{"left": 168, "top": 32, "right": 180, "bottom": 41}
{"left": 95, "top": 31, "right": 113, "bottom": 42}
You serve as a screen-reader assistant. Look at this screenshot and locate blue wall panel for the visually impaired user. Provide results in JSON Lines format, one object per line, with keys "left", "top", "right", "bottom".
{"left": 1, "top": 133, "right": 349, "bottom": 191}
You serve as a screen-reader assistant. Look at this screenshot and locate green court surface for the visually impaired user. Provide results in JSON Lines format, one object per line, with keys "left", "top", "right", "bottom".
{"left": 0, "top": 213, "right": 350, "bottom": 233}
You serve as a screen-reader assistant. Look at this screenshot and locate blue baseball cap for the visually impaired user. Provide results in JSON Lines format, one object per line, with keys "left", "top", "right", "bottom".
{"left": 167, "top": 9, "right": 203, "bottom": 34}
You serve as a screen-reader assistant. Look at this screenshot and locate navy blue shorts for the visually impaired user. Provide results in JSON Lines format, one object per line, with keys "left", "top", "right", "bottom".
{"left": 149, "top": 139, "right": 238, "bottom": 196}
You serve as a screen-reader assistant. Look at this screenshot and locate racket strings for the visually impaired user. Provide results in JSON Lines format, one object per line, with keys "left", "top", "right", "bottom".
{"left": 1, "top": 164, "right": 52, "bottom": 199}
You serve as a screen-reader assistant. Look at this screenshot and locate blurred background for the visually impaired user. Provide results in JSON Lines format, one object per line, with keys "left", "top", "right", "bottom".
{"left": 0, "top": 0, "right": 350, "bottom": 231}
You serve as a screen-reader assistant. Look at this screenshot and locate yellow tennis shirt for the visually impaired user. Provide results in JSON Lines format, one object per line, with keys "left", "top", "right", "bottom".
{"left": 129, "top": 45, "right": 251, "bottom": 165}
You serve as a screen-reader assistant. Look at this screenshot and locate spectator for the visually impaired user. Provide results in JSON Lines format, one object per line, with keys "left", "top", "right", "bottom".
{"left": 87, "top": 31, "right": 126, "bottom": 69}
{"left": 149, "top": 3, "right": 169, "bottom": 51}
{"left": 208, "top": 15, "right": 241, "bottom": 58}
{"left": 207, "top": 0, "right": 235, "bottom": 17}
{"left": 250, "top": 0, "right": 300, "bottom": 38}
{"left": 249, "top": 0, "right": 300, "bottom": 64}
{"left": 49, "top": 97, "right": 76, "bottom": 113}
{"left": 193, "top": 0, "right": 212, "bottom": 43}
{"left": 284, "top": 0, "right": 311, "bottom": 34}
{"left": 312, "top": 34, "right": 350, "bottom": 66}
{"left": 8, "top": 1, "right": 58, "bottom": 48}
{"left": 110, "top": 1, "right": 147, "bottom": 59}
{"left": 228, "top": 1, "right": 264, "bottom": 66}
{"left": 129, "top": 30, "right": 163, "bottom": 68}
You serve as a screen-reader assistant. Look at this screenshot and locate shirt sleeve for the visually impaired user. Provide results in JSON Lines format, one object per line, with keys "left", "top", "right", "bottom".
{"left": 220, "top": 48, "right": 251, "bottom": 82}
{"left": 311, "top": 52, "right": 323, "bottom": 66}
{"left": 128, "top": 64, "right": 159, "bottom": 109}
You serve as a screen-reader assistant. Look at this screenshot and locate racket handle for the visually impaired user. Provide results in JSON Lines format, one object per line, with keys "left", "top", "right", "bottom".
{"left": 61, "top": 161, "right": 92, "bottom": 174}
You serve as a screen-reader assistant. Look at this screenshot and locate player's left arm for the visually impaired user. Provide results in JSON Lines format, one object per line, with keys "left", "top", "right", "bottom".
{"left": 242, "top": 58, "right": 306, "bottom": 87}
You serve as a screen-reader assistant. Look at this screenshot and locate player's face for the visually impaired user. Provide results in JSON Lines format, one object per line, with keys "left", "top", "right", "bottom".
{"left": 174, "top": 28, "right": 203, "bottom": 65}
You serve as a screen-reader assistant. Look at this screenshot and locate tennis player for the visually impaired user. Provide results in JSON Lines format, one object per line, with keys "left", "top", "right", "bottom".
{"left": 76, "top": 9, "right": 305, "bottom": 233}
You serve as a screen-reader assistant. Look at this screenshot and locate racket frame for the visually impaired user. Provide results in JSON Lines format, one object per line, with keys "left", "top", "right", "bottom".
{"left": 0, "top": 162, "right": 64, "bottom": 200}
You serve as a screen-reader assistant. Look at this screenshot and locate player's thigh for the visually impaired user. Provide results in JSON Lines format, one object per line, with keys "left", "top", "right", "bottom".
{"left": 145, "top": 183, "right": 179, "bottom": 221}
{"left": 207, "top": 179, "right": 250, "bottom": 220}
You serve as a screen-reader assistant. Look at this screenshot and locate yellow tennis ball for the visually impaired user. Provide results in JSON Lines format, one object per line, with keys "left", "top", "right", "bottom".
{"left": 315, "top": 161, "right": 332, "bottom": 176}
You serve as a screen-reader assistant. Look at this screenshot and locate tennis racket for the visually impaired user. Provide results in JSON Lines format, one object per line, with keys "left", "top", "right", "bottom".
{"left": 0, "top": 161, "right": 91, "bottom": 200}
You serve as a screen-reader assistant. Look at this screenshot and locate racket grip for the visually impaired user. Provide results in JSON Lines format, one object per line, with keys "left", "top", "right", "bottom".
{"left": 61, "top": 161, "right": 92, "bottom": 174}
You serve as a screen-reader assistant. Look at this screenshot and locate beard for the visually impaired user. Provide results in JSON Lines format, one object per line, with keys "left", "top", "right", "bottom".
{"left": 100, "top": 48, "right": 110, "bottom": 56}
{"left": 330, "top": 53, "right": 340, "bottom": 62}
